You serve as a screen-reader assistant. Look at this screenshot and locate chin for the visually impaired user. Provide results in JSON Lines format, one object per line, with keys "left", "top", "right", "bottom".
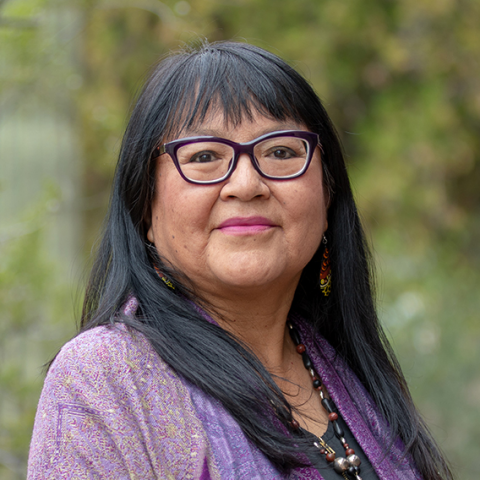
{"left": 212, "top": 268, "right": 290, "bottom": 292}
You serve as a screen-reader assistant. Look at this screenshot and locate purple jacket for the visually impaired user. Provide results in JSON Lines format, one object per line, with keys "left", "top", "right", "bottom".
{"left": 28, "top": 302, "right": 421, "bottom": 479}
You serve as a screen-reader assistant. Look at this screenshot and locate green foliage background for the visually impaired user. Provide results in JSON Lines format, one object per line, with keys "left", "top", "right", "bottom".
{"left": 1, "top": 0, "right": 479, "bottom": 478}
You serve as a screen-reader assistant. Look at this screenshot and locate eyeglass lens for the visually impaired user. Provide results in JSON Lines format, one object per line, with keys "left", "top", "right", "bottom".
{"left": 175, "top": 136, "right": 309, "bottom": 182}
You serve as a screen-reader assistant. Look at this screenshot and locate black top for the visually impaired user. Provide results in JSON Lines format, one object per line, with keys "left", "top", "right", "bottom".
{"left": 304, "top": 416, "right": 380, "bottom": 480}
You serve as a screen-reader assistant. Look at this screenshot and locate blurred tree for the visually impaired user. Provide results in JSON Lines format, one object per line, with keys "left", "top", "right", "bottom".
{"left": 1, "top": 0, "right": 478, "bottom": 477}
{"left": 0, "top": 192, "right": 77, "bottom": 479}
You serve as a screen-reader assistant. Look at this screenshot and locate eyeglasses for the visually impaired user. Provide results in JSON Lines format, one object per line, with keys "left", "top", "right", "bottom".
{"left": 152, "top": 130, "right": 320, "bottom": 185}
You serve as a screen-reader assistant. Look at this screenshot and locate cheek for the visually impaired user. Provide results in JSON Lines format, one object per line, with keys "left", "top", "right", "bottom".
{"left": 286, "top": 182, "right": 327, "bottom": 254}
{"left": 151, "top": 178, "right": 216, "bottom": 256}
{"left": 294, "top": 201, "right": 325, "bottom": 247}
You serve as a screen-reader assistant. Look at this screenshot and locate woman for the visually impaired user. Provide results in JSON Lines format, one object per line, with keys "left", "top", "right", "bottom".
{"left": 28, "top": 42, "right": 452, "bottom": 479}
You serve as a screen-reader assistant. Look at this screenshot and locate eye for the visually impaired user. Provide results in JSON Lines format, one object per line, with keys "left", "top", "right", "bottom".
{"left": 189, "top": 151, "right": 217, "bottom": 163}
{"left": 269, "top": 147, "right": 297, "bottom": 159}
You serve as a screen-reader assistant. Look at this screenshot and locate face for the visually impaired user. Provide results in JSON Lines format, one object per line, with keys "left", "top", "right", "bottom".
{"left": 146, "top": 111, "right": 328, "bottom": 303}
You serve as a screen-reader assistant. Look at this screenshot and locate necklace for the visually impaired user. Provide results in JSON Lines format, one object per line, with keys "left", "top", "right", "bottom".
{"left": 287, "top": 322, "right": 363, "bottom": 480}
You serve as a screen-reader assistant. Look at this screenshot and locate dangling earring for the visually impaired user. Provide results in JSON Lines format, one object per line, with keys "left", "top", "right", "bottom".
{"left": 146, "top": 241, "right": 175, "bottom": 291}
{"left": 320, "top": 235, "right": 331, "bottom": 297}
{"left": 154, "top": 265, "right": 176, "bottom": 290}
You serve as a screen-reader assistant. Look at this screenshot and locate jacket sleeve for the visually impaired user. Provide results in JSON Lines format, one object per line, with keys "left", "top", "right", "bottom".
{"left": 27, "top": 326, "right": 209, "bottom": 480}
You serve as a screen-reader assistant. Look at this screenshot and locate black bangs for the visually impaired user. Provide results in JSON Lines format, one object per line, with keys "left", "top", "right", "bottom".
{"left": 147, "top": 42, "right": 318, "bottom": 141}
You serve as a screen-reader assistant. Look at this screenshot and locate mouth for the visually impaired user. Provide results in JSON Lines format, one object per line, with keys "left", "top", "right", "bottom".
{"left": 217, "top": 216, "right": 277, "bottom": 235}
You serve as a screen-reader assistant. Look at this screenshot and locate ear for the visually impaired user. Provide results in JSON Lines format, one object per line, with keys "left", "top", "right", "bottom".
{"left": 320, "top": 153, "right": 333, "bottom": 211}
{"left": 323, "top": 168, "right": 332, "bottom": 211}
{"left": 322, "top": 186, "right": 330, "bottom": 233}
{"left": 143, "top": 204, "right": 155, "bottom": 243}
{"left": 147, "top": 225, "right": 154, "bottom": 243}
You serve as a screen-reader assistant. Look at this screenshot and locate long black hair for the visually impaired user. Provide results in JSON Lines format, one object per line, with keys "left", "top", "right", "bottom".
{"left": 81, "top": 41, "right": 452, "bottom": 479}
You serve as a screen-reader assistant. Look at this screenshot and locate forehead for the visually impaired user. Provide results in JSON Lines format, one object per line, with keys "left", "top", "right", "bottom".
{"left": 170, "top": 109, "right": 308, "bottom": 143}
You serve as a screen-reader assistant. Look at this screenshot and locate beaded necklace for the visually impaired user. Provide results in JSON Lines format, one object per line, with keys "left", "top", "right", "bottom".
{"left": 287, "top": 321, "right": 363, "bottom": 480}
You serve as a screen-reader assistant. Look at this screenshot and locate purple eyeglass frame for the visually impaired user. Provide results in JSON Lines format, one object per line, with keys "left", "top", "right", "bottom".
{"left": 151, "top": 129, "right": 320, "bottom": 185}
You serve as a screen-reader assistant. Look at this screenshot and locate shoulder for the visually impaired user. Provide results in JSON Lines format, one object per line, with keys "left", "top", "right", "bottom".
{"left": 29, "top": 325, "right": 210, "bottom": 479}
{"left": 45, "top": 323, "right": 185, "bottom": 407}
{"left": 40, "top": 324, "right": 167, "bottom": 410}
{"left": 52, "top": 324, "right": 157, "bottom": 375}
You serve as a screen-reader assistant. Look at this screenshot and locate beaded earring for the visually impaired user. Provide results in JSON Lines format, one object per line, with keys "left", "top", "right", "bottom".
{"left": 153, "top": 265, "right": 175, "bottom": 290}
{"left": 320, "top": 235, "right": 331, "bottom": 297}
{"left": 146, "top": 242, "right": 176, "bottom": 291}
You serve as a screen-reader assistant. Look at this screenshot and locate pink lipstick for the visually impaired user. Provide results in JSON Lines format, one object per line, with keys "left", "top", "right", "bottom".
{"left": 217, "top": 216, "right": 276, "bottom": 235}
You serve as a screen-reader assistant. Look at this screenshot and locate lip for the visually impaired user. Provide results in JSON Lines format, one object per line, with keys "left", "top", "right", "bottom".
{"left": 217, "top": 216, "right": 277, "bottom": 235}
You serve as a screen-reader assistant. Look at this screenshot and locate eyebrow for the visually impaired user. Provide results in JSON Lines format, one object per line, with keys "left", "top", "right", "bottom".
{"left": 181, "top": 122, "right": 307, "bottom": 140}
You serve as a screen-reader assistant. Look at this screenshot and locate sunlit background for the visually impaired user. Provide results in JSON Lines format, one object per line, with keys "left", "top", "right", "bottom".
{"left": 1, "top": 0, "right": 479, "bottom": 478}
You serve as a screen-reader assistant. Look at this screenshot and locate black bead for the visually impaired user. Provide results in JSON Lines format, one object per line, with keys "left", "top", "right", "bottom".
{"left": 333, "top": 420, "right": 344, "bottom": 438}
{"left": 288, "top": 326, "right": 301, "bottom": 345}
{"left": 348, "top": 465, "right": 360, "bottom": 475}
{"left": 313, "top": 378, "right": 322, "bottom": 389}
{"left": 302, "top": 352, "right": 313, "bottom": 369}
{"left": 321, "top": 397, "right": 336, "bottom": 413}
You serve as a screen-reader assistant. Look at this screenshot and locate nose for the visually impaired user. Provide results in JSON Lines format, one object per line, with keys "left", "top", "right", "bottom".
{"left": 219, "top": 153, "right": 270, "bottom": 201}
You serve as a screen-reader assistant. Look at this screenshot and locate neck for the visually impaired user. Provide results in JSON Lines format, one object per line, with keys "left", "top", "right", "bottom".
{"left": 196, "top": 278, "right": 330, "bottom": 437}
{"left": 197, "top": 278, "right": 299, "bottom": 372}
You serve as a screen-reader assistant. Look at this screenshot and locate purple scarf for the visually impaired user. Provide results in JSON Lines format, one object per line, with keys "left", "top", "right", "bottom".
{"left": 28, "top": 296, "right": 421, "bottom": 479}
{"left": 187, "top": 298, "right": 421, "bottom": 479}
